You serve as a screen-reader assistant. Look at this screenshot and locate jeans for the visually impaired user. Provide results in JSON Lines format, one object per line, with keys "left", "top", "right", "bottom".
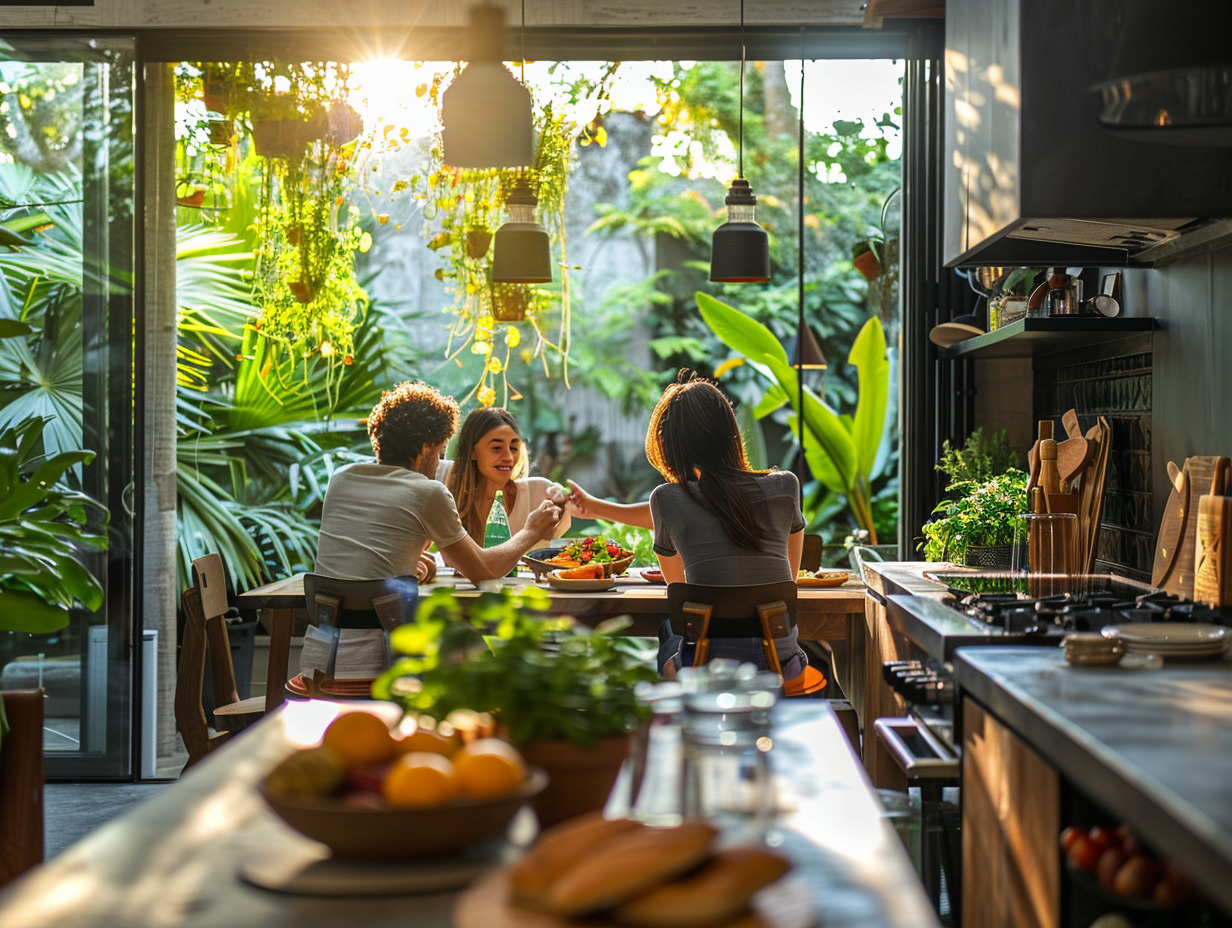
{"left": 656, "top": 620, "right": 808, "bottom": 680}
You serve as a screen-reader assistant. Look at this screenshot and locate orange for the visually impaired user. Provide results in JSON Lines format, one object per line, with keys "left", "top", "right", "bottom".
{"left": 453, "top": 738, "right": 526, "bottom": 800}
{"left": 395, "top": 727, "right": 459, "bottom": 757}
{"left": 321, "top": 711, "right": 397, "bottom": 767}
{"left": 381, "top": 752, "right": 461, "bottom": 808}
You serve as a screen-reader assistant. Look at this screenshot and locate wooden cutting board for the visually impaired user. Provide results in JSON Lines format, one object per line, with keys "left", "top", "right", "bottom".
{"left": 1154, "top": 456, "right": 1230, "bottom": 597}
{"left": 1195, "top": 494, "right": 1232, "bottom": 606}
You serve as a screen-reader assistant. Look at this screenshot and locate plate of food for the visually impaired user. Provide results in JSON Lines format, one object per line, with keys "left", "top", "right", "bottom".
{"left": 522, "top": 537, "right": 635, "bottom": 579}
{"left": 639, "top": 568, "right": 665, "bottom": 585}
{"left": 796, "top": 569, "right": 851, "bottom": 588}
{"left": 545, "top": 568, "right": 617, "bottom": 592}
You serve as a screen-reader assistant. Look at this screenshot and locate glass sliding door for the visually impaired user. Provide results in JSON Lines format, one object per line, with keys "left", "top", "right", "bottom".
{"left": 0, "top": 35, "right": 137, "bottom": 778}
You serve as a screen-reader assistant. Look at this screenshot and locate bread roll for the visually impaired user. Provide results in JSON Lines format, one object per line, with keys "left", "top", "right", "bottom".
{"left": 613, "top": 846, "right": 793, "bottom": 928}
{"left": 546, "top": 821, "right": 719, "bottom": 917}
{"left": 511, "top": 813, "right": 646, "bottom": 908}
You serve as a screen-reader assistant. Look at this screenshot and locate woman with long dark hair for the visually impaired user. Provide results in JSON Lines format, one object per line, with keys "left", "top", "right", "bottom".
{"left": 438, "top": 407, "right": 571, "bottom": 545}
{"left": 645, "top": 373, "right": 807, "bottom": 677}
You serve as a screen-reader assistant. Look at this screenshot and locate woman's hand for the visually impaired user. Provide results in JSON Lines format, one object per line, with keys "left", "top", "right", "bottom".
{"left": 560, "top": 479, "right": 594, "bottom": 515}
{"left": 415, "top": 550, "right": 438, "bottom": 584}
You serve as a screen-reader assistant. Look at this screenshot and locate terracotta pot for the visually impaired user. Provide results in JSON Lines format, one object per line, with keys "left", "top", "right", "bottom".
{"left": 492, "top": 286, "right": 529, "bottom": 322}
{"left": 519, "top": 734, "right": 631, "bottom": 828}
{"left": 287, "top": 279, "right": 315, "bottom": 304}
{"left": 853, "top": 248, "right": 881, "bottom": 282}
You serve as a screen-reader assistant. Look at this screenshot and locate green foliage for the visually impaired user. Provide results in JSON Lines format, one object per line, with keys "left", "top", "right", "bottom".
{"left": 936, "top": 427, "right": 1020, "bottom": 485}
{"left": 373, "top": 586, "right": 657, "bottom": 748}
{"left": 0, "top": 417, "right": 106, "bottom": 634}
{"left": 697, "top": 292, "right": 889, "bottom": 544}
{"left": 919, "top": 470, "right": 1029, "bottom": 562}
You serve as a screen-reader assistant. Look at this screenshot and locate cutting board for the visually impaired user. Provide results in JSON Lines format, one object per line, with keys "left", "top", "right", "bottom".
{"left": 1076, "top": 417, "right": 1111, "bottom": 572}
{"left": 1195, "top": 494, "right": 1232, "bottom": 606}
{"left": 1153, "top": 456, "right": 1230, "bottom": 597}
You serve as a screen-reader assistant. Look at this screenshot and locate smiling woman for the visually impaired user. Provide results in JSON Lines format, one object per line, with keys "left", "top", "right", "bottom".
{"left": 439, "top": 407, "right": 572, "bottom": 545}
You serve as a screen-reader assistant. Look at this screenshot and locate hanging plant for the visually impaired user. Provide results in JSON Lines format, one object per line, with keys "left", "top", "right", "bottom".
{"left": 402, "top": 65, "right": 616, "bottom": 408}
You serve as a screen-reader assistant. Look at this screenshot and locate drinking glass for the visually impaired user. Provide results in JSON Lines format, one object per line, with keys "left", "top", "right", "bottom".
{"left": 624, "top": 680, "right": 685, "bottom": 826}
{"left": 678, "top": 661, "right": 781, "bottom": 841}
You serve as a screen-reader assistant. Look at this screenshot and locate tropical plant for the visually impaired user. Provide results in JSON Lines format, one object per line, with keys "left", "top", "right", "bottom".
{"left": 0, "top": 416, "right": 106, "bottom": 634}
{"left": 374, "top": 585, "right": 656, "bottom": 749}
{"left": 919, "top": 470, "right": 1029, "bottom": 563}
{"left": 697, "top": 292, "right": 889, "bottom": 544}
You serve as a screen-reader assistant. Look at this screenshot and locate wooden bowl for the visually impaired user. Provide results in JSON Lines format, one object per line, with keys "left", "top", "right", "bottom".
{"left": 260, "top": 767, "right": 547, "bottom": 859}
{"left": 522, "top": 547, "right": 635, "bottom": 580}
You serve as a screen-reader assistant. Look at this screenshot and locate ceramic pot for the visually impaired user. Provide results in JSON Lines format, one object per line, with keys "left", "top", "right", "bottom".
{"left": 519, "top": 734, "right": 631, "bottom": 828}
{"left": 853, "top": 248, "right": 881, "bottom": 282}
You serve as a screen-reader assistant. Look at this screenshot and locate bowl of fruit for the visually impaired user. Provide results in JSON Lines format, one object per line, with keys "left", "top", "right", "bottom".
{"left": 522, "top": 537, "right": 635, "bottom": 580}
{"left": 260, "top": 710, "right": 546, "bottom": 859}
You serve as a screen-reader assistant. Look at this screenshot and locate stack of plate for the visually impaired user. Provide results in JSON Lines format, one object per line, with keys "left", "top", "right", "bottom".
{"left": 1061, "top": 632, "right": 1124, "bottom": 667}
{"left": 1099, "top": 623, "right": 1229, "bottom": 661}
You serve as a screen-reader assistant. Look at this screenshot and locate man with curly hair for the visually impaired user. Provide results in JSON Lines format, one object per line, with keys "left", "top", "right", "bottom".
{"left": 316, "top": 382, "right": 562, "bottom": 584}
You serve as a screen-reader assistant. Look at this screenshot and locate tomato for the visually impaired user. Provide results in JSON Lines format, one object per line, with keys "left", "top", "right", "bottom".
{"left": 606, "top": 543, "right": 621, "bottom": 558}
{"left": 1116, "top": 824, "right": 1141, "bottom": 858}
{"left": 1097, "top": 847, "right": 1126, "bottom": 891}
{"left": 1068, "top": 834, "right": 1101, "bottom": 874}
{"left": 1112, "top": 855, "right": 1160, "bottom": 899}
{"left": 1087, "top": 825, "right": 1116, "bottom": 853}
{"left": 580, "top": 549, "right": 593, "bottom": 562}
{"left": 1059, "top": 826, "right": 1083, "bottom": 855}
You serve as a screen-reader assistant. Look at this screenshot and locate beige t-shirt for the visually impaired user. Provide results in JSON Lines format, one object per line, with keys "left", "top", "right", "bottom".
{"left": 315, "top": 463, "right": 470, "bottom": 580}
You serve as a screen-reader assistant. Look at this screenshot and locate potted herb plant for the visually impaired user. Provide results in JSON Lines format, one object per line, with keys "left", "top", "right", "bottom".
{"left": 373, "top": 586, "right": 657, "bottom": 826}
{"left": 920, "top": 470, "right": 1030, "bottom": 566}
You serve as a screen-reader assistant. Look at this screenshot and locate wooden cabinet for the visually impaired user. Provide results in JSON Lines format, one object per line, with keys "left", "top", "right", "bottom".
{"left": 962, "top": 697, "right": 1060, "bottom": 928}
{"left": 861, "top": 591, "right": 909, "bottom": 791}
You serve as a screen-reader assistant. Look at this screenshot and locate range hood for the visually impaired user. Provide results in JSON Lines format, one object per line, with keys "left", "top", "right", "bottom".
{"left": 944, "top": 0, "right": 1232, "bottom": 268}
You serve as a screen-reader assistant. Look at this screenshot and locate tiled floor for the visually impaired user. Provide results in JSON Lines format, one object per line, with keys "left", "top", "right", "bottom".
{"left": 44, "top": 782, "right": 169, "bottom": 858}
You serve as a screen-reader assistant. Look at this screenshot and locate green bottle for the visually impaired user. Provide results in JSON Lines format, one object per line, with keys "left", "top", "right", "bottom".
{"left": 484, "top": 490, "right": 516, "bottom": 576}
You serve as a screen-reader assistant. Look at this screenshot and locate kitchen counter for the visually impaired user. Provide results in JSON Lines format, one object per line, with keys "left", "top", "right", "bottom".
{"left": 955, "top": 645, "right": 1232, "bottom": 914}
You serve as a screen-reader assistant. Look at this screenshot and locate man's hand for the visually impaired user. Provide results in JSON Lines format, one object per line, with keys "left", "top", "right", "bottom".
{"left": 415, "top": 550, "right": 438, "bottom": 583}
{"left": 525, "top": 499, "right": 563, "bottom": 538}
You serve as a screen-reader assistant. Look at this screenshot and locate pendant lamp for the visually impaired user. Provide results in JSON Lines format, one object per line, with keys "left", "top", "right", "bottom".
{"left": 710, "top": 0, "right": 770, "bottom": 284}
{"left": 492, "top": 178, "right": 552, "bottom": 283}
{"left": 442, "top": 3, "right": 534, "bottom": 168}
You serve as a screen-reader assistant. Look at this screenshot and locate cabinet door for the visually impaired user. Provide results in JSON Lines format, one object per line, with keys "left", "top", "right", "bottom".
{"left": 962, "top": 697, "right": 1059, "bottom": 928}
{"left": 861, "top": 594, "right": 908, "bottom": 791}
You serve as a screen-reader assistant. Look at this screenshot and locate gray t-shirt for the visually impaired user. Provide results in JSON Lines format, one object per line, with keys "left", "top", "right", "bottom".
{"left": 315, "top": 463, "right": 470, "bottom": 580}
{"left": 650, "top": 470, "right": 806, "bottom": 585}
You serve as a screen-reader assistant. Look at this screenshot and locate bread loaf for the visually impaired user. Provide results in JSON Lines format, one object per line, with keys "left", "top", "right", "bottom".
{"left": 510, "top": 813, "right": 646, "bottom": 908}
{"left": 545, "top": 821, "right": 719, "bottom": 917}
{"left": 613, "top": 846, "right": 793, "bottom": 928}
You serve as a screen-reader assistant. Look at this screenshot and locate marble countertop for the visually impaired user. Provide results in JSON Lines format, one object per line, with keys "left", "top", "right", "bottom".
{"left": 955, "top": 645, "right": 1232, "bottom": 914}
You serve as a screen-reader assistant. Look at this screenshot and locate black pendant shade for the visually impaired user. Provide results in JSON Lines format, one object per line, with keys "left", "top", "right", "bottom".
{"left": 790, "top": 323, "right": 827, "bottom": 372}
{"left": 441, "top": 4, "right": 535, "bottom": 168}
{"left": 710, "top": 178, "right": 770, "bottom": 283}
{"left": 492, "top": 180, "right": 552, "bottom": 283}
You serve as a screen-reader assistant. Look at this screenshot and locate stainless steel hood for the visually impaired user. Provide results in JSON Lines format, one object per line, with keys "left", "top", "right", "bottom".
{"left": 944, "top": 0, "right": 1232, "bottom": 268}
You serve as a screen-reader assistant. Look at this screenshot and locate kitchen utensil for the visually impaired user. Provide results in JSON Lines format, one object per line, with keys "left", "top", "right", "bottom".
{"left": 1085, "top": 294, "right": 1121, "bottom": 317}
{"left": 1012, "top": 512, "right": 1079, "bottom": 576}
{"left": 1076, "top": 417, "right": 1111, "bottom": 572}
{"left": 1062, "top": 409, "right": 1083, "bottom": 441}
{"left": 1156, "top": 456, "right": 1231, "bottom": 597}
{"left": 928, "top": 313, "right": 984, "bottom": 347}
{"left": 1195, "top": 494, "right": 1232, "bottom": 606}
{"left": 1152, "top": 462, "right": 1188, "bottom": 592}
{"left": 1056, "top": 435, "right": 1092, "bottom": 487}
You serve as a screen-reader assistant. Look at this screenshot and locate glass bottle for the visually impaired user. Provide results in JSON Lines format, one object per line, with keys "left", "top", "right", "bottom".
{"left": 484, "top": 490, "right": 515, "bottom": 576}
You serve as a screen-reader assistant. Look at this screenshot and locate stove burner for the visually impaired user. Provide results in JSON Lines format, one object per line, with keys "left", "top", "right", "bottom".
{"left": 954, "top": 586, "right": 1232, "bottom": 633}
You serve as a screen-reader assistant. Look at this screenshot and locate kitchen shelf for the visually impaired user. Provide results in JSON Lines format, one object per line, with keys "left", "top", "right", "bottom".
{"left": 936, "top": 316, "right": 1157, "bottom": 360}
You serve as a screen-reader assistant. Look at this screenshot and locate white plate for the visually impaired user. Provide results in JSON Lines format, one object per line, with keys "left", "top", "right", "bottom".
{"left": 1101, "top": 623, "right": 1228, "bottom": 646}
{"left": 544, "top": 571, "right": 616, "bottom": 592}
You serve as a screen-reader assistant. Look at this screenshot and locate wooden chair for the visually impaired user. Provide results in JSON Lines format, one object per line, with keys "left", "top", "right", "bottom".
{"left": 298, "top": 574, "right": 419, "bottom": 697}
{"left": 0, "top": 688, "right": 44, "bottom": 887}
{"left": 801, "top": 534, "right": 824, "bottom": 572}
{"left": 666, "top": 581, "right": 827, "bottom": 696}
{"left": 174, "top": 553, "right": 264, "bottom": 769}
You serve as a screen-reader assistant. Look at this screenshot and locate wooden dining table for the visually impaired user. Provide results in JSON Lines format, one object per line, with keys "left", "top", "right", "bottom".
{"left": 0, "top": 699, "right": 939, "bottom": 928}
{"left": 235, "top": 571, "right": 869, "bottom": 716}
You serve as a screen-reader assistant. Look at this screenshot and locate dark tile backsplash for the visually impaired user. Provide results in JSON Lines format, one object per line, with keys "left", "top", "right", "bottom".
{"left": 1036, "top": 351, "right": 1153, "bottom": 581}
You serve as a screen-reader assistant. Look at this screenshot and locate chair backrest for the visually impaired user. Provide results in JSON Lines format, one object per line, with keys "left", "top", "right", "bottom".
{"left": 801, "top": 534, "right": 823, "bottom": 572}
{"left": 0, "top": 688, "right": 44, "bottom": 887}
{"left": 175, "top": 554, "right": 241, "bottom": 768}
{"left": 302, "top": 574, "right": 419, "bottom": 632}
{"left": 666, "top": 581, "right": 799, "bottom": 673}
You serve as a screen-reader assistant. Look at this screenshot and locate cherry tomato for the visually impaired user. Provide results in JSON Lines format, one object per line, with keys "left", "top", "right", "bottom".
{"left": 1068, "top": 834, "right": 1101, "bottom": 874}
{"left": 1115, "top": 824, "right": 1141, "bottom": 857}
{"left": 1087, "top": 825, "right": 1116, "bottom": 854}
{"left": 1059, "top": 826, "right": 1083, "bottom": 855}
